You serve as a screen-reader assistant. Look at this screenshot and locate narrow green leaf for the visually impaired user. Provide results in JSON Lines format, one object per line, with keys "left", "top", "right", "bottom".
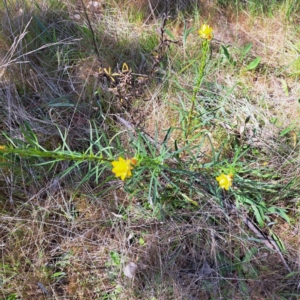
{"left": 183, "top": 27, "right": 195, "bottom": 45}
{"left": 285, "top": 271, "right": 300, "bottom": 278}
{"left": 245, "top": 115, "right": 251, "bottom": 124}
{"left": 246, "top": 57, "right": 261, "bottom": 70}
{"left": 271, "top": 231, "right": 286, "bottom": 252}
{"left": 279, "top": 126, "right": 293, "bottom": 137}
{"left": 164, "top": 28, "right": 175, "bottom": 40}
{"left": 162, "top": 127, "right": 173, "bottom": 145}
{"left": 51, "top": 271, "right": 66, "bottom": 279}
{"left": 281, "top": 79, "right": 289, "bottom": 96}
{"left": 221, "top": 45, "right": 235, "bottom": 65}
{"left": 267, "top": 207, "right": 290, "bottom": 224}
{"left": 221, "top": 45, "right": 230, "bottom": 60}
{"left": 252, "top": 204, "right": 264, "bottom": 227}
{"left": 242, "top": 43, "right": 252, "bottom": 59}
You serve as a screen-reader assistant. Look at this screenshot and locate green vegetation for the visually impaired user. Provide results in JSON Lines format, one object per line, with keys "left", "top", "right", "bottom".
{"left": 1, "top": 0, "right": 300, "bottom": 299}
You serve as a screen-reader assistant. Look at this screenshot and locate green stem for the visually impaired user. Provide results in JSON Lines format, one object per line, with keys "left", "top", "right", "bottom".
{"left": 185, "top": 40, "right": 209, "bottom": 140}
{"left": 0, "top": 148, "right": 112, "bottom": 163}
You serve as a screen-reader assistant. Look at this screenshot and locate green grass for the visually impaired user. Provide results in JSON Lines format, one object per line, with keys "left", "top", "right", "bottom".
{"left": 1, "top": 0, "right": 300, "bottom": 299}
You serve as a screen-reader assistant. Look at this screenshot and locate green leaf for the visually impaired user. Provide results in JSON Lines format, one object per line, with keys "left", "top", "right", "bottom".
{"left": 221, "top": 45, "right": 235, "bottom": 65}
{"left": 281, "top": 79, "right": 289, "bottom": 96}
{"left": 221, "top": 45, "right": 230, "bottom": 60}
{"left": 241, "top": 43, "right": 252, "bottom": 60}
{"left": 110, "top": 251, "right": 121, "bottom": 266}
{"left": 267, "top": 207, "right": 290, "bottom": 224}
{"left": 183, "top": 27, "right": 195, "bottom": 46}
{"left": 246, "top": 57, "right": 261, "bottom": 70}
{"left": 271, "top": 231, "right": 286, "bottom": 252}
{"left": 162, "top": 127, "right": 173, "bottom": 145}
{"left": 285, "top": 271, "right": 300, "bottom": 278}
{"left": 0, "top": 162, "right": 14, "bottom": 167}
{"left": 279, "top": 126, "right": 293, "bottom": 137}
{"left": 251, "top": 204, "right": 265, "bottom": 227}
{"left": 174, "top": 140, "right": 180, "bottom": 160}
{"left": 51, "top": 271, "right": 66, "bottom": 279}
{"left": 164, "top": 28, "right": 175, "bottom": 40}
{"left": 180, "top": 192, "right": 199, "bottom": 206}
{"left": 20, "top": 121, "right": 39, "bottom": 148}
{"left": 139, "top": 237, "right": 145, "bottom": 246}
{"left": 239, "top": 280, "right": 250, "bottom": 296}
{"left": 6, "top": 294, "right": 17, "bottom": 300}
{"left": 245, "top": 115, "right": 251, "bottom": 124}
{"left": 270, "top": 117, "right": 278, "bottom": 124}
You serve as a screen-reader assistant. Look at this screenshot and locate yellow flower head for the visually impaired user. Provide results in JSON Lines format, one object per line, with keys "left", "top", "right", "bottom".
{"left": 198, "top": 24, "right": 213, "bottom": 40}
{"left": 0, "top": 146, "right": 6, "bottom": 150}
{"left": 111, "top": 157, "right": 136, "bottom": 181}
{"left": 216, "top": 173, "right": 233, "bottom": 190}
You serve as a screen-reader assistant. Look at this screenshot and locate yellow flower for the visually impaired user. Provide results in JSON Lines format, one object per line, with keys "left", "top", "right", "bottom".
{"left": 198, "top": 24, "right": 213, "bottom": 40}
{"left": 0, "top": 145, "right": 6, "bottom": 150}
{"left": 111, "top": 157, "right": 135, "bottom": 180}
{"left": 216, "top": 173, "right": 233, "bottom": 190}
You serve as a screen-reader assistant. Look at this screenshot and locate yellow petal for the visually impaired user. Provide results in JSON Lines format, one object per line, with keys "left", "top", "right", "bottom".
{"left": 198, "top": 24, "right": 213, "bottom": 40}
{"left": 216, "top": 173, "right": 233, "bottom": 190}
{"left": 111, "top": 157, "right": 134, "bottom": 180}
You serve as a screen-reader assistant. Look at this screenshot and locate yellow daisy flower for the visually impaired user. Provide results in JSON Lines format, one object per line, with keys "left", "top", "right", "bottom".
{"left": 216, "top": 173, "right": 233, "bottom": 190}
{"left": 198, "top": 24, "right": 213, "bottom": 40}
{"left": 111, "top": 157, "right": 135, "bottom": 180}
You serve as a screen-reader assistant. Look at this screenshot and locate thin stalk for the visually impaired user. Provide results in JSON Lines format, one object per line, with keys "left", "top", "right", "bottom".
{"left": 0, "top": 148, "right": 112, "bottom": 163}
{"left": 185, "top": 40, "right": 209, "bottom": 139}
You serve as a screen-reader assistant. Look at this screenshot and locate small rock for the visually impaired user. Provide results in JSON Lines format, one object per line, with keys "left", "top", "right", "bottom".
{"left": 123, "top": 262, "right": 137, "bottom": 278}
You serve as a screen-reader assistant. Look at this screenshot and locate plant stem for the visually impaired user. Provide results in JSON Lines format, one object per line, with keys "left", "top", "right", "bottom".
{"left": 185, "top": 40, "right": 209, "bottom": 140}
{"left": 0, "top": 148, "right": 111, "bottom": 163}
